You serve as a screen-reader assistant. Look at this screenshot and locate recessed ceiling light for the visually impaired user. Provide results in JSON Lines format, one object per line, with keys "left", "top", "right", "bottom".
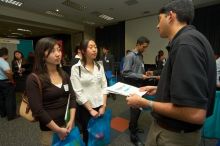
{"left": 17, "top": 28, "right": 31, "bottom": 32}
{"left": 62, "top": 0, "right": 87, "bottom": 11}
{"left": 7, "top": 35, "right": 18, "bottom": 38}
{"left": 11, "top": 32, "right": 23, "bottom": 36}
{"left": 83, "top": 21, "right": 95, "bottom": 25}
{"left": 1, "top": 0, "right": 23, "bottom": 7}
{"left": 45, "top": 10, "right": 64, "bottom": 17}
{"left": 99, "top": 14, "right": 114, "bottom": 21}
{"left": 56, "top": 9, "right": 59, "bottom": 12}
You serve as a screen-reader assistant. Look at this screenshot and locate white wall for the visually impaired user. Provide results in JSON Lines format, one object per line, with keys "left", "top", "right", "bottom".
{"left": 125, "top": 15, "right": 168, "bottom": 64}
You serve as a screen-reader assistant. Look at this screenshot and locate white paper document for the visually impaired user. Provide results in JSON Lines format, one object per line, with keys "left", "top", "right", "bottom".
{"left": 107, "top": 82, "right": 146, "bottom": 97}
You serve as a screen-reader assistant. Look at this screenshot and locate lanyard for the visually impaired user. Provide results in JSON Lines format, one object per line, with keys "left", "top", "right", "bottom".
{"left": 16, "top": 60, "right": 22, "bottom": 69}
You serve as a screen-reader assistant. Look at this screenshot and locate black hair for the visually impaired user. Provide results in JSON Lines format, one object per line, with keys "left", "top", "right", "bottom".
{"left": 13, "top": 50, "right": 24, "bottom": 61}
{"left": 0, "top": 47, "right": 8, "bottom": 57}
{"left": 126, "top": 50, "right": 131, "bottom": 54}
{"left": 79, "top": 39, "right": 100, "bottom": 70}
{"left": 136, "top": 36, "right": 150, "bottom": 45}
{"left": 159, "top": 0, "right": 194, "bottom": 24}
{"left": 33, "top": 37, "right": 66, "bottom": 81}
{"left": 158, "top": 50, "right": 164, "bottom": 56}
{"left": 103, "top": 47, "right": 109, "bottom": 50}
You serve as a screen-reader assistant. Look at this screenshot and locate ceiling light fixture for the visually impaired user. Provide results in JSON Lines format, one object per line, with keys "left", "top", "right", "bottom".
{"left": 17, "top": 28, "right": 31, "bottom": 32}
{"left": 11, "top": 32, "right": 23, "bottom": 36}
{"left": 83, "top": 21, "right": 95, "bottom": 25}
{"left": 99, "top": 14, "right": 114, "bottom": 21}
{"left": 56, "top": 9, "right": 59, "bottom": 12}
{"left": 7, "top": 35, "right": 18, "bottom": 38}
{"left": 45, "top": 10, "right": 64, "bottom": 17}
{"left": 62, "top": 0, "right": 87, "bottom": 11}
{"left": 1, "top": 0, "right": 23, "bottom": 7}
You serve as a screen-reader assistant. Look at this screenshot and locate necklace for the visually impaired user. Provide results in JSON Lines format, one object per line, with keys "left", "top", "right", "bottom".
{"left": 16, "top": 59, "right": 22, "bottom": 76}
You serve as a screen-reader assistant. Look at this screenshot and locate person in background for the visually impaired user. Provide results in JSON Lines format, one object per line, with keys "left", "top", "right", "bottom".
{"left": 27, "top": 51, "right": 35, "bottom": 65}
{"left": 70, "top": 40, "right": 108, "bottom": 145}
{"left": 101, "top": 47, "right": 115, "bottom": 75}
{"left": 122, "top": 36, "right": 150, "bottom": 146}
{"left": 26, "top": 37, "right": 76, "bottom": 146}
{"left": 0, "top": 47, "right": 18, "bottom": 121}
{"left": 126, "top": 0, "right": 216, "bottom": 146}
{"left": 120, "top": 49, "right": 131, "bottom": 73}
{"left": 216, "top": 52, "right": 220, "bottom": 88}
{"left": 12, "top": 50, "right": 30, "bottom": 92}
{"left": 155, "top": 50, "right": 166, "bottom": 70}
{"left": 71, "top": 45, "right": 82, "bottom": 65}
{"left": 145, "top": 50, "right": 166, "bottom": 81}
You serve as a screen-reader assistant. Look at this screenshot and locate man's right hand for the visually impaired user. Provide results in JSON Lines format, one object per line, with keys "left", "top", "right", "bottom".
{"left": 146, "top": 71, "right": 153, "bottom": 76}
{"left": 142, "top": 75, "right": 151, "bottom": 80}
{"left": 140, "top": 86, "right": 157, "bottom": 95}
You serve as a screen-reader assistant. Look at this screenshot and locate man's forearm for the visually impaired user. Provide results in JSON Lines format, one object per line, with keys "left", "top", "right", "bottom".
{"left": 5, "top": 71, "right": 14, "bottom": 82}
{"left": 140, "top": 99, "right": 206, "bottom": 124}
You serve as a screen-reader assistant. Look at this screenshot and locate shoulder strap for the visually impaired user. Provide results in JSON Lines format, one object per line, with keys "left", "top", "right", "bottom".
{"left": 78, "top": 66, "right": 81, "bottom": 78}
{"left": 31, "top": 73, "right": 42, "bottom": 96}
{"left": 95, "top": 61, "right": 100, "bottom": 70}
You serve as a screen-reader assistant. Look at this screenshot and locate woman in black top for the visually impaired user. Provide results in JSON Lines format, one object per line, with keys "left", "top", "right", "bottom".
{"left": 26, "top": 37, "right": 76, "bottom": 146}
{"left": 11, "top": 50, "right": 30, "bottom": 92}
{"left": 155, "top": 50, "right": 166, "bottom": 70}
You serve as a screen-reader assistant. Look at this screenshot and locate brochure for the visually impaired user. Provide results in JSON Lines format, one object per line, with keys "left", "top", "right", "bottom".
{"left": 107, "top": 82, "right": 146, "bottom": 97}
{"left": 64, "top": 94, "right": 70, "bottom": 122}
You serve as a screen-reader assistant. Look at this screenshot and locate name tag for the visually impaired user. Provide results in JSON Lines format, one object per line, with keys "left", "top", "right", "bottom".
{"left": 64, "top": 84, "right": 69, "bottom": 91}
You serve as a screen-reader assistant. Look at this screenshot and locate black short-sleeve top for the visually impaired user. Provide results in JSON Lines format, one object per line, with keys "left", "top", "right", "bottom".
{"left": 152, "top": 25, "right": 216, "bottom": 130}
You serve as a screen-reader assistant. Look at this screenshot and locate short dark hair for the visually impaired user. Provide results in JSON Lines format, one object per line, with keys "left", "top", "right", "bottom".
{"left": 0, "top": 47, "right": 8, "bottom": 57}
{"left": 126, "top": 50, "right": 131, "bottom": 54}
{"left": 159, "top": 0, "right": 194, "bottom": 24}
{"left": 136, "top": 36, "right": 150, "bottom": 45}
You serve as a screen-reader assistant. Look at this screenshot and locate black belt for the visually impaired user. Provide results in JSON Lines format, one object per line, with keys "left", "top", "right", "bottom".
{"left": 156, "top": 120, "right": 198, "bottom": 133}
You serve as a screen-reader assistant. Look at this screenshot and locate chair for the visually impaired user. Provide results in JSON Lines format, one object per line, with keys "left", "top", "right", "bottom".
{"left": 105, "top": 71, "right": 117, "bottom": 86}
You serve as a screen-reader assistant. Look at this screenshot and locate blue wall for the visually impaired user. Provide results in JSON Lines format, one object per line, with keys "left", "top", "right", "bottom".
{"left": 17, "top": 39, "right": 34, "bottom": 59}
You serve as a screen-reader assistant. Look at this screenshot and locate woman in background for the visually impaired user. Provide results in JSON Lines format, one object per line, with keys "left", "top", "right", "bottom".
{"left": 155, "top": 50, "right": 166, "bottom": 70}
{"left": 26, "top": 37, "right": 76, "bottom": 146}
{"left": 11, "top": 50, "right": 30, "bottom": 92}
{"left": 70, "top": 39, "right": 108, "bottom": 145}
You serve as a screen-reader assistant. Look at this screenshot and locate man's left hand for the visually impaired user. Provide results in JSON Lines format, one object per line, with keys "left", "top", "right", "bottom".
{"left": 126, "top": 94, "right": 142, "bottom": 108}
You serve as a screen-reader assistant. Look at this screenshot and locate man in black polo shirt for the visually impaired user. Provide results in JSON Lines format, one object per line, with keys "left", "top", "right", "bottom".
{"left": 126, "top": 0, "right": 216, "bottom": 146}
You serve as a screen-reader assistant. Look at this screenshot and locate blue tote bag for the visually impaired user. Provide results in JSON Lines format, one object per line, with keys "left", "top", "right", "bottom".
{"left": 52, "top": 126, "right": 85, "bottom": 146}
{"left": 202, "top": 91, "right": 220, "bottom": 139}
{"left": 87, "top": 109, "right": 112, "bottom": 146}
